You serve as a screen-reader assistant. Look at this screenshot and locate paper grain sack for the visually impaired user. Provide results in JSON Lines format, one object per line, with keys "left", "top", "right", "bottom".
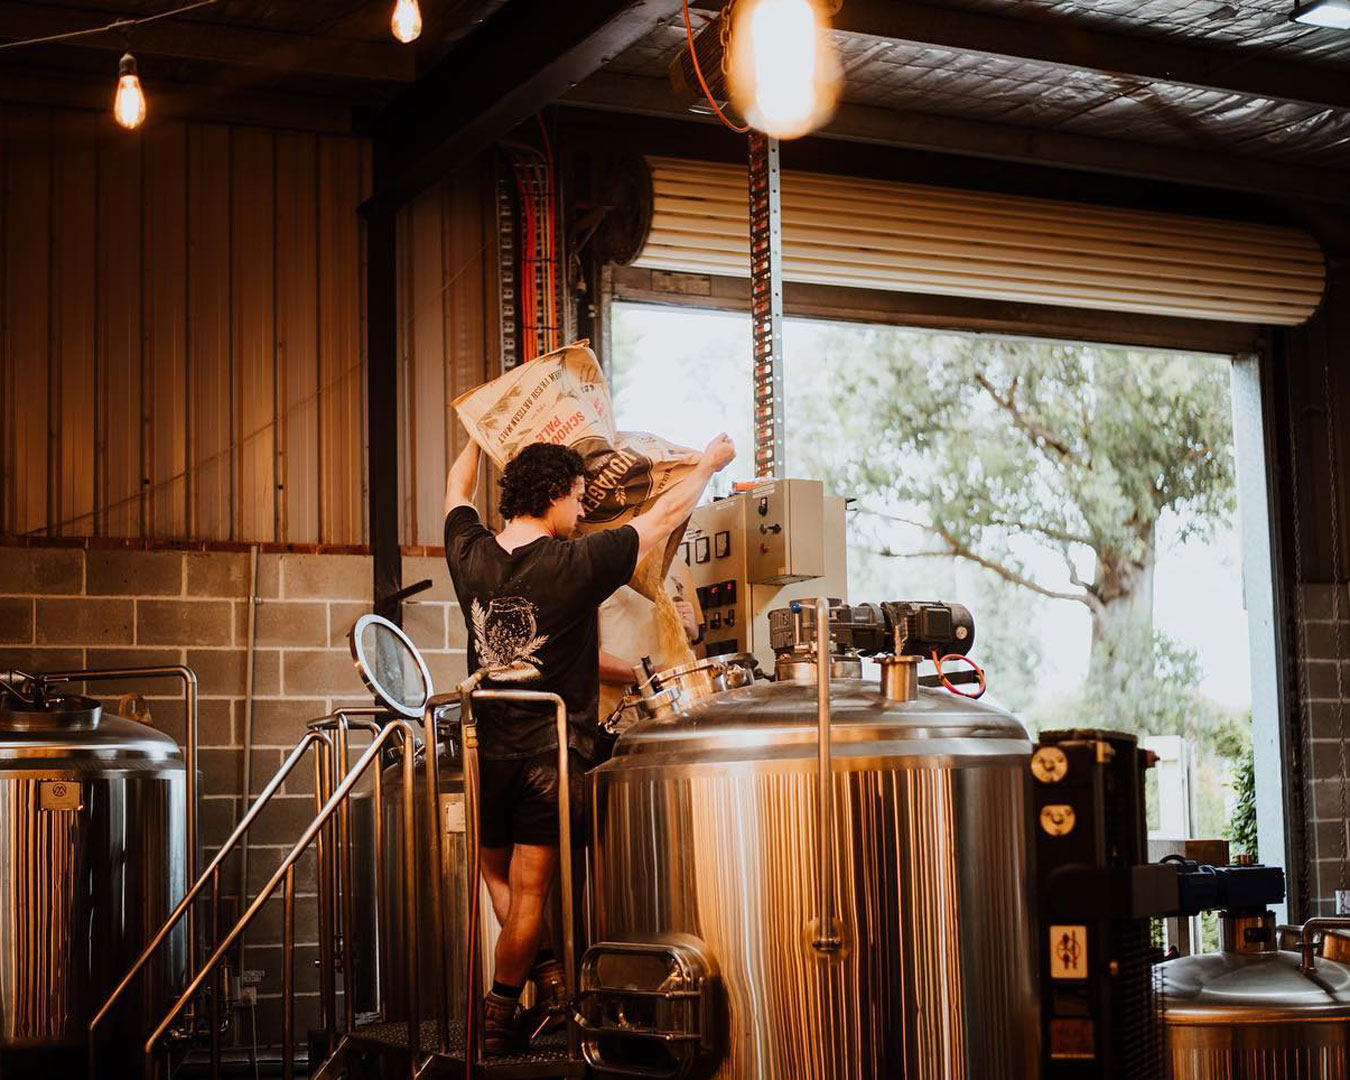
{"left": 453, "top": 341, "right": 702, "bottom": 531}
{"left": 455, "top": 341, "right": 700, "bottom": 689}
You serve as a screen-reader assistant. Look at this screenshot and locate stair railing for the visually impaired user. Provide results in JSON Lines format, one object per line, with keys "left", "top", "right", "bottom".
{"left": 87, "top": 726, "right": 333, "bottom": 1080}
{"left": 142, "top": 718, "right": 423, "bottom": 1080}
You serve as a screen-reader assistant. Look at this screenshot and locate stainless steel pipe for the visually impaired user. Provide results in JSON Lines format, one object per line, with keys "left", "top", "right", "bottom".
{"left": 813, "top": 597, "right": 841, "bottom": 952}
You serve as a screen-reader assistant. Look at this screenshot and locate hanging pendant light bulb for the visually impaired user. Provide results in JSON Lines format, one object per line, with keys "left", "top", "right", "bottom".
{"left": 391, "top": 0, "right": 423, "bottom": 43}
{"left": 113, "top": 52, "right": 147, "bottom": 130}
{"left": 727, "top": 0, "right": 841, "bottom": 139}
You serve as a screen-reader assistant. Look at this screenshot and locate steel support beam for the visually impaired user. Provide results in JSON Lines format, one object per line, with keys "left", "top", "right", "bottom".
{"left": 563, "top": 74, "right": 1350, "bottom": 206}
{"left": 364, "top": 201, "right": 403, "bottom": 626}
{"left": 0, "top": 0, "right": 414, "bottom": 83}
{"left": 373, "top": 0, "right": 681, "bottom": 205}
{"left": 691, "top": 0, "right": 1350, "bottom": 113}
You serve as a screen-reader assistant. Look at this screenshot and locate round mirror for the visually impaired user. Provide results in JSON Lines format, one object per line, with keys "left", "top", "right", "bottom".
{"left": 348, "top": 614, "right": 433, "bottom": 718}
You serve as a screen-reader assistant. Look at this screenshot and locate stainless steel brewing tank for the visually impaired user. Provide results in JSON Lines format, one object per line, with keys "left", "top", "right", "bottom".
{"left": 0, "top": 692, "right": 187, "bottom": 1063}
{"left": 380, "top": 740, "right": 473, "bottom": 1024}
{"left": 1160, "top": 933, "right": 1350, "bottom": 1078}
{"left": 588, "top": 676, "right": 1040, "bottom": 1080}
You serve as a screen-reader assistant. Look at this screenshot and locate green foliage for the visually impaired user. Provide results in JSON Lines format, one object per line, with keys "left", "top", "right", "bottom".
{"left": 790, "top": 328, "right": 1237, "bottom": 621}
{"left": 1227, "top": 741, "right": 1259, "bottom": 856}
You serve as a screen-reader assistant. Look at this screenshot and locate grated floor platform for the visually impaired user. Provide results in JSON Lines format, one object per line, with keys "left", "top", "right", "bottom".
{"left": 346, "top": 1019, "right": 585, "bottom": 1079}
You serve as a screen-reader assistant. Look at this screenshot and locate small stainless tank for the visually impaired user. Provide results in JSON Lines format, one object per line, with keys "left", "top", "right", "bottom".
{"left": 380, "top": 741, "right": 473, "bottom": 1024}
{"left": 583, "top": 603, "right": 1040, "bottom": 1080}
{"left": 0, "top": 686, "right": 187, "bottom": 1068}
{"left": 1161, "top": 912, "right": 1350, "bottom": 1078}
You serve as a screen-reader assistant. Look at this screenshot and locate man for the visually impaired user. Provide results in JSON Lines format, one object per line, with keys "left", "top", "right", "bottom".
{"left": 443, "top": 430, "right": 735, "bottom": 1053}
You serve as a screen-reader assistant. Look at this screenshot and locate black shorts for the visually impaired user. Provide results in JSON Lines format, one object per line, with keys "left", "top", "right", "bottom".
{"left": 478, "top": 749, "right": 592, "bottom": 848}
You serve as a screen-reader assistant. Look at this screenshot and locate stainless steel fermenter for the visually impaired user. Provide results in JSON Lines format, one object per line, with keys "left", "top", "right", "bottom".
{"left": 582, "top": 600, "right": 1041, "bottom": 1080}
{"left": 0, "top": 686, "right": 187, "bottom": 1068}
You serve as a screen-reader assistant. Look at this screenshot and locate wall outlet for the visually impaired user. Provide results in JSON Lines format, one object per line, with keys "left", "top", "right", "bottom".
{"left": 239, "top": 985, "right": 258, "bottom": 1007}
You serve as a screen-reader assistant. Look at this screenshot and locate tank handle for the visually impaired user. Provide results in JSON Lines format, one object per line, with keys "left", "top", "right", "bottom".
{"left": 813, "top": 596, "right": 842, "bottom": 953}
{"left": 1300, "top": 916, "right": 1350, "bottom": 973}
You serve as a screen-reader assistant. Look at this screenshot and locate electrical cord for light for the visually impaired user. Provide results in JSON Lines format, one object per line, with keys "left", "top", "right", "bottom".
{"left": 681, "top": 0, "right": 749, "bottom": 133}
{"left": 0, "top": 0, "right": 219, "bottom": 50}
{"left": 931, "top": 650, "right": 987, "bottom": 699}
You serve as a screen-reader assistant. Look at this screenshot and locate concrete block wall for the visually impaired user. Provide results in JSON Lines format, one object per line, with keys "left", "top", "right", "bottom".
{"left": 0, "top": 544, "right": 466, "bottom": 1049}
{"left": 1298, "top": 583, "right": 1350, "bottom": 916}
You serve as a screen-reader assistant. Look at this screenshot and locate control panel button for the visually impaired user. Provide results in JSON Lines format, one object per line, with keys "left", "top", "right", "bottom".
{"left": 723, "top": 580, "right": 737, "bottom": 604}
{"left": 725, "top": 610, "right": 736, "bottom": 627}
{"left": 708, "top": 583, "right": 722, "bottom": 606}
{"left": 709, "top": 613, "right": 722, "bottom": 629}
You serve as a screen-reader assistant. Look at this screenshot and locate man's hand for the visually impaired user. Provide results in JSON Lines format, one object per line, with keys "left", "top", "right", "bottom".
{"left": 703, "top": 434, "right": 735, "bottom": 473}
{"left": 672, "top": 596, "right": 700, "bottom": 644}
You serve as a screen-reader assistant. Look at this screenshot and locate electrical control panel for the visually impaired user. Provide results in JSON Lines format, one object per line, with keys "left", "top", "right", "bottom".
{"left": 680, "top": 479, "right": 847, "bottom": 669}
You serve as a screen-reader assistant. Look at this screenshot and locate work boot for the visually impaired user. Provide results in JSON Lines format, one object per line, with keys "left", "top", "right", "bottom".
{"left": 525, "top": 959, "right": 570, "bottom": 1041}
{"left": 483, "top": 990, "right": 523, "bottom": 1056}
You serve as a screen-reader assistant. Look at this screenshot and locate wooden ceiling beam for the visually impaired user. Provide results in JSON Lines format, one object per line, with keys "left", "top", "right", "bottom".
{"left": 373, "top": 0, "right": 682, "bottom": 206}
{"left": 563, "top": 73, "right": 1350, "bottom": 206}
{"left": 0, "top": 0, "right": 415, "bottom": 83}
{"left": 689, "top": 0, "right": 1350, "bottom": 113}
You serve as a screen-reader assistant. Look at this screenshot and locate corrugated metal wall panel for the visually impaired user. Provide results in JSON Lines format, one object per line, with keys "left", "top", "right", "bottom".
{"left": 0, "top": 106, "right": 500, "bottom": 547}
{"left": 317, "top": 136, "right": 366, "bottom": 546}
{"left": 276, "top": 131, "right": 321, "bottom": 546}
{"left": 144, "top": 122, "right": 189, "bottom": 539}
{"left": 392, "top": 162, "right": 498, "bottom": 547}
{"left": 5, "top": 109, "right": 51, "bottom": 537}
{"left": 98, "top": 128, "right": 144, "bottom": 539}
{"left": 0, "top": 105, "right": 371, "bottom": 544}
{"left": 188, "top": 124, "right": 234, "bottom": 542}
{"left": 52, "top": 110, "right": 98, "bottom": 538}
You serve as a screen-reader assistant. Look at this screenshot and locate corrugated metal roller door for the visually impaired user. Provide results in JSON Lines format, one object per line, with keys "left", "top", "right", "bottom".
{"left": 636, "top": 157, "right": 1326, "bottom": 325}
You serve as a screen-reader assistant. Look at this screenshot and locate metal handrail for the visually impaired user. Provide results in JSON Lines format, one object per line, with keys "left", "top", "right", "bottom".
{"left": 142, "top": 719, "right": 422, "bottom": 1080}
{"left": 455, "top": 682, "right": 579, "bottom": 1067}
{"left": 812, "top": 596, "right": 841, "bottom": 952}
{"left": 306, "top": 708, "right": 409, "bottom": 1033}
{"left": 87, "top": 727, "right": 332, "bottom": 1080}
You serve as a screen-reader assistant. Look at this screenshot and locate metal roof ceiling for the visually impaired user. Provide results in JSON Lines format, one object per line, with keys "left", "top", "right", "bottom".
{"left": 593, "top": 6, "right": 1350, "bottom": 171}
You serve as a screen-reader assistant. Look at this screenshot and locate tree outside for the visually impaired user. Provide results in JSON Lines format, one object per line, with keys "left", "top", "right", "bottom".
{"left": 610, "top": 303, "right": 1255, "bottom": 843}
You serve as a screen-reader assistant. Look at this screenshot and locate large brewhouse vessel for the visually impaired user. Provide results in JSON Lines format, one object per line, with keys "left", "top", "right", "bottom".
{"left": 580, "top": 599, "right": 1041, "bottom": 1079}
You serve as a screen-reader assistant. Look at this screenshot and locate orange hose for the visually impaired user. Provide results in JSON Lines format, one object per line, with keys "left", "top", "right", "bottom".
{"left": 682, "top": 0, "right": 749, "bottom": 134}
{"left": 931, "top": 650, "right": 987, "bottom": 699}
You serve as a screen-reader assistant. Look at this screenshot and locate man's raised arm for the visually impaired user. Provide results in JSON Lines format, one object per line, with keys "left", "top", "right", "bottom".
{"left": 445, "top": 440, "right": 482, "bottom": 515}
{"left": 629, "top": 434, "right": 735, "bottom": 566}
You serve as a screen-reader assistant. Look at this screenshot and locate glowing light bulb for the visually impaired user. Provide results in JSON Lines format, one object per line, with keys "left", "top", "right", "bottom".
{"left": 391, "top": 0, "right": 423, "bottom": 43}
{"left": 113, "top": 52, "right": 147, "bottom": 130}
{"left": 728, "top": 0, "right": 841, "bottom": 139}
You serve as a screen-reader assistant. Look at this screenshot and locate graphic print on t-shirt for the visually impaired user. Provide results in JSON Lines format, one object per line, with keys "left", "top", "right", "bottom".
{"left": 471, "top": 596, "right": 550, "bottom": 669}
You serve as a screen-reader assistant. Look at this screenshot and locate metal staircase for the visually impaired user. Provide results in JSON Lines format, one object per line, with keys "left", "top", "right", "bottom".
{"left": 93, "top": 632, "right": 590, "bottom": 1080}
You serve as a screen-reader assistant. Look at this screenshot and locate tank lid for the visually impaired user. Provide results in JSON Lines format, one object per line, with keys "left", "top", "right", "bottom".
{"left": 1160, "top": 950, "right": 1350, "bottom": 1023}
{"left": 0, "top": 689, "right": 101, "bottom": 732}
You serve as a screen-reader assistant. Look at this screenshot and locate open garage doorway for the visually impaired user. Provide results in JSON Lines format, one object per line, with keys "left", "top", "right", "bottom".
{"left": 607, "top": 300, "right": 1286, "bottom": 917}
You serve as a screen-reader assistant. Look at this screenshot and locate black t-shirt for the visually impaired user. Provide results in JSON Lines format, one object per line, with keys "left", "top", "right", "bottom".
{"left": 444, "top": 507, "right": 640, "bottom": 760}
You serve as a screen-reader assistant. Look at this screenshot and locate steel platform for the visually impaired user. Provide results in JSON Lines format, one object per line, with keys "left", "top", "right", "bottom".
{"left": 341, "top": 1018, "right": 585, "bottom": 1079}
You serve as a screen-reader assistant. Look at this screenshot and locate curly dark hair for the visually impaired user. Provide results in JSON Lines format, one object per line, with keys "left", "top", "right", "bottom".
{"left": 498, "top": 443, "right": 586, "bottom": 520}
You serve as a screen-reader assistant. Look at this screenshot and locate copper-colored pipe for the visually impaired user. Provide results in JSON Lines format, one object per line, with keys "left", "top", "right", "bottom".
{"left": 1301, "top": 916, "right": 1350, "bottom": 974}
{"left": 282, "top": 865, "right": 296, "bottom": 1080}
